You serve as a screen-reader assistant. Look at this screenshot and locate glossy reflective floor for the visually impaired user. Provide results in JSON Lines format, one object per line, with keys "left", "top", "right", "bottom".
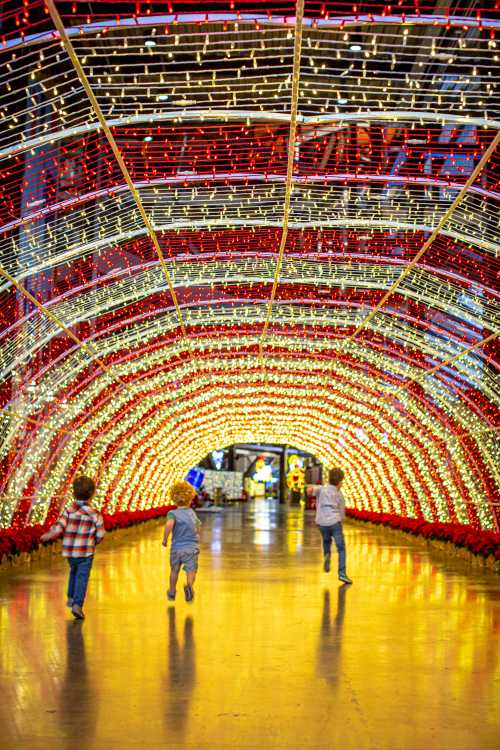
{"left": 1, "top": 503, "right": 499, "bottom": 750}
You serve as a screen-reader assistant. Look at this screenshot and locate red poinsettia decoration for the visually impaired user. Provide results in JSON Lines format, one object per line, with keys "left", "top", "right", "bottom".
{"left": 102, "top": 506, "right": 175, "bottom": 531}
{"left": 346, "top": 509, "right": 500, "bottom": 559}
{"left": 0, "top": 505, "right": 175, "bottom": 562}
{"left": 1, "top": 505, "right": 499, "bottom": 563}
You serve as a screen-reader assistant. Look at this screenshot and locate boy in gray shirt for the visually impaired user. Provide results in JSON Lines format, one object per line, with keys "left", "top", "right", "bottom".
{"left": 315, "top": 468, "right": 353, "bottom": 584}
{"left": 162, "top": 481, "right": 201, "bottom": 602}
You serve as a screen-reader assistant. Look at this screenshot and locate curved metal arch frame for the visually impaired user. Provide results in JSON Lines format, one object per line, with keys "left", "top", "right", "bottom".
{"left": 2, "top": 109, "right": 498, "bottom": 163}
{"left": 4, "top": 276, "right": 497, "bottom": 392}
{"left": 3, "top": 215, "right": 498, "bottom": 297}
{"left": 5, "top": 172, "right": 498, "bottom": 239}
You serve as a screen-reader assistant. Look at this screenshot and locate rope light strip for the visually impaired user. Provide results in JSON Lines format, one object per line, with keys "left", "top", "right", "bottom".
{"left": 5, "top": 13, "right": 500, "bottom": 53}
{"left": 348, "top": 129, "right": 500, "bottom": 343}
{"left": 7, "top": 258, "right": 495, "bottom": 334}
{"left": 45, "top": 0, "right": 188, "bottom": 341}
{"left": 259, "top": 0, "right": 304, "bottom": 361}
{"left": 2, "top": 172, "right": 498, "bottom": 241}
{"left": 3, "top": 111, "right": 499, "bottom": 162}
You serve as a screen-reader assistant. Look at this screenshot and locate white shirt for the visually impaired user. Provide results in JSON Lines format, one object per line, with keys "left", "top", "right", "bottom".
{"left": 315, "top": 485, "right": 345, "bottom": 526}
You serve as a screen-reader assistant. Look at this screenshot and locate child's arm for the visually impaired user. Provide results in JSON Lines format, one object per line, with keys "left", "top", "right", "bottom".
{"left": 338, "top": 491, "right": 346, "bottom": 521}
{"left": 162, "top": 518, "right": 175, "bottom": 547}
{"left": 40, "top": 512, "right": 68, "bottom": 543}
{"left": 315, "top": 489, "right": 324, "bottom": 511}
{"left": 95, "top": 513, "right": 105, "bottom": 544}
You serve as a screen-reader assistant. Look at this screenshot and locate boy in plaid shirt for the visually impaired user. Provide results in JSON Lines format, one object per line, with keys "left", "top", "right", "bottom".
{"left": 41, "top": 475, "right": 105, "bottom": 619}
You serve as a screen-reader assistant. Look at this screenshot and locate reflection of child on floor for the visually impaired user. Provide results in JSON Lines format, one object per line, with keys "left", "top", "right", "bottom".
{"left": 162, "top": 481, "right": 201, "bottom": 603}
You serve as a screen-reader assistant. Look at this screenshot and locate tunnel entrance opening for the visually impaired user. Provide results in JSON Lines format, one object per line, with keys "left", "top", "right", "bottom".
{"left": 187, "top": 443, "right": 323, "bottom": 506}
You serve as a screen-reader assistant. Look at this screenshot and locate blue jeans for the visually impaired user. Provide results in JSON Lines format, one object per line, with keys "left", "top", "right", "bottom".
{"left": 67, "top": 556, "right": 94, "bottom": 607}
{"left": 319, "top": 523, "right": 346, "bottom": 576}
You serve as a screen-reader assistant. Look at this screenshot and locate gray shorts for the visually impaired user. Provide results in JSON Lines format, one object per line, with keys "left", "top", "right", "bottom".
{"left": 170, "top": 547, "right": 199, "bottom": 573}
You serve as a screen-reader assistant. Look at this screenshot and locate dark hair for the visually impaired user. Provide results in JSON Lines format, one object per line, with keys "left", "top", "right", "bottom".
{"left": 329, "top": 468, "right": 344, "bottom": 486}
{"left": 73, "top": 475, "right": 95, "bottom": 502}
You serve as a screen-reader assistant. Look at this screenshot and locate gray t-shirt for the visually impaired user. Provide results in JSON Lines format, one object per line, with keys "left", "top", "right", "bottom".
{"left": 168, "top": 508, "right": 200, "bottom": 550}
{"left": 315, "top": 485, "right": 345, "bottom": 526}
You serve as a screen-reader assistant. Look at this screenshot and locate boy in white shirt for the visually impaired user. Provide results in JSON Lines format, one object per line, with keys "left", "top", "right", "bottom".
{"left": 315, "top": 468, "right": 353, "bottom": 584}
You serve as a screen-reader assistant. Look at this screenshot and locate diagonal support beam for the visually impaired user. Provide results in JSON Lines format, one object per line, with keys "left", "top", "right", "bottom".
{"left": 45, "top": 0, "right": 187, "bottom": 340}
{"left": 0, "top": 264, "right": 130, "bottom": 389}
{"left": 347, "top": 129, "right": 500, "bottom": 341}
{"left": 258, "top": 0, "right": 305, "bottom": 361}
{"left": 394, "top": 329, "right": 499, "bottom": 395}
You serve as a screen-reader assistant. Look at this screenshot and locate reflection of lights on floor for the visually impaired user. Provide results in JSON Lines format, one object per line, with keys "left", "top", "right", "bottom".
{"left": 209, "top": 524, "right": 222, "bottom": 538}
{"left": 250, "top": 500, "right": 281, "bottom": 543}
{"left": 207, "top": 517, "right": 223, "bottom": 554}
{"left": 252, "top": 511, "right": 277, "bottom": 532}
{"left": 253, "top": 530, "right": 272, "bottom": 546}
{"left": 286, "top": 514, "right": 305, "bottom": 532}
{"left": 253, "top": 523, "right": 277, "bottom": 533}
{"left": 287, "top": 532, "right": 303, "bottom": 554}
{"left": 1, "top": 506, "right": 499, "bottom": 750}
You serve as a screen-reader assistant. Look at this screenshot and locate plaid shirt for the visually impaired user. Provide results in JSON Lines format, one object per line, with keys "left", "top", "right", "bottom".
{"left": 51, "top": 502, "right": 105, "bottom": 558}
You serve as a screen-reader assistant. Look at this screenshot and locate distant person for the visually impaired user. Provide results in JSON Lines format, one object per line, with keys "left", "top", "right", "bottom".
{"left": 162, "top": 481, "right": 201, "bottom": 603}
{"left": 200, "top": 488, "right": 212, "bottom": 506}
{"left": 315, "top": 468, "right": 352, "bottom": 584}
{"left": 41, "top": 475, "right": 105, "bottom": 619}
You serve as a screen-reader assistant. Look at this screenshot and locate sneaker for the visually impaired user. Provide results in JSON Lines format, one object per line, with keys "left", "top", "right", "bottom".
{"left": 167, "top": 590, "right": 176, "bottom": 601}
{"left": 71, "top": 604, "right": 85, "bottom": 619}
{"left": 184, "top": 585, "right": 194, "bottom": 603}
{"left": 338, "top": 573, "right": 353, "bottom": 585}
{"left": 323, "top": 553, "right": 331, "bottom": 572}
{"left": 66, "top": 598, "right": 74, "bottom": 608}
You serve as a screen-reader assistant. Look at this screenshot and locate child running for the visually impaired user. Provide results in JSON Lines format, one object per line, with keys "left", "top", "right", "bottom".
{"left": 162, "top": 481, "right": 201, "bottom": 602}
{"left": 41, "top": 475, "right": 105, "bottom": 619}
{"left": 315, "top": 468, "right": 353, "bottom": 585}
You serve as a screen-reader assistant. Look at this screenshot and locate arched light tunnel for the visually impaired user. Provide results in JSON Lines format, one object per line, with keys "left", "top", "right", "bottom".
{"left": 0, "top": 0, "right": 498, "bottom": 537}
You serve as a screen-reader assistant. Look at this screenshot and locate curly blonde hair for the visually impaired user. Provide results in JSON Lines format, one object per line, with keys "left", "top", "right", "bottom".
{"left": 169, "top": 480, "right": 196, "bottom": 507}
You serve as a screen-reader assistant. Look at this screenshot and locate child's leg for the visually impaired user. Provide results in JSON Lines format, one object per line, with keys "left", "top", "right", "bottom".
{"left": 73, "top": 556, "right": 94, "bottom": 607}
{"left": 67, "top": 558, "right": 77, "bottom": 602}
{"left": 319, "top": 526, "right": 333, "bottom": 557}
{"left": 186, "top": 570, "right": 197, "bottom": 588}
{"left": 183, "top": 551, "right": 199, "bottom": 599}
{"left": 169, "top": 549, "right": 182, "bottom": 596}
{"left": 331, "top": 523, "right": 346, "bottom": 575}
{"left": 169, "top": 566, "right": 180, "bottom": 594}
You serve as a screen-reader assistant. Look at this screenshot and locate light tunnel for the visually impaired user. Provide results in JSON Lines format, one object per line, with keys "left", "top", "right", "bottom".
{"left": 0, "top": 0, "right": 498, "bottom": 537}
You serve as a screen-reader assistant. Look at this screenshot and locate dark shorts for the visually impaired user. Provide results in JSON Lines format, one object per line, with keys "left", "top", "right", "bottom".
{"left": 170, "top": 547, "right": 199, "bottom": 573}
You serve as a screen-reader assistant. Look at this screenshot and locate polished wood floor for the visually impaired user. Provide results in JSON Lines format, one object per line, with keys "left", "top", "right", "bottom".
{"left": 0, "top": 502, "right": 499, "bottom": 749}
